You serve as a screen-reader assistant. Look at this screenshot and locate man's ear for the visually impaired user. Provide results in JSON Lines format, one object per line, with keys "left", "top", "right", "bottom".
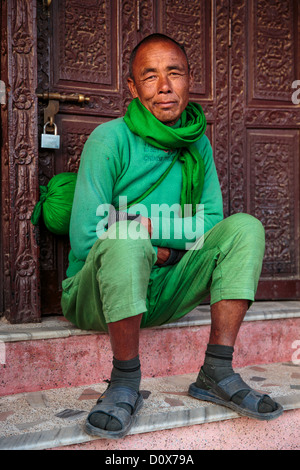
{"left": 127, "top": 77, "right": 138, "bottom": 98}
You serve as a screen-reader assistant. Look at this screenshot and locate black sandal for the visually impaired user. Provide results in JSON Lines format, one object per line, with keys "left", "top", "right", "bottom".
{"left": 85, "top": 385, "right": 144, "bottom": 439}
{"left": 189, "top": 369, "right": 283, "bottom": 421}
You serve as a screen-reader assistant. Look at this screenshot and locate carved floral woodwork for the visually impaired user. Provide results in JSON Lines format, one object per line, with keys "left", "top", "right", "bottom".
{"left": 251, "top": 0, "right": 295, "bottom": 101}
{"left": 1, "top": 0, "right": 40, "bottom": 322}
{"left": 248, "top": 131, "right": 299, "bottom": 277}
{"left": 213, "top": 1, "right": 230, "bottom": 216}
{"left": 230, "top": 0, "right": 299, "bottom": 289}
{"left": 59, "top": 0, "right": 110, "bottom": 83}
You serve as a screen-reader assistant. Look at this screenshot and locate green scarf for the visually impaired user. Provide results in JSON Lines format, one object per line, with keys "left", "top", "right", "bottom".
{"left": 124, "top": 98, "right": 207, "bottom": 216}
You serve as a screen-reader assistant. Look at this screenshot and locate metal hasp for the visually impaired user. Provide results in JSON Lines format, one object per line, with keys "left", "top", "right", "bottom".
{"left": 37, "top": 92, "right": 90, "bottom": 103}
{"left": 37, "top": 92, "right": 90, "bottom": 126}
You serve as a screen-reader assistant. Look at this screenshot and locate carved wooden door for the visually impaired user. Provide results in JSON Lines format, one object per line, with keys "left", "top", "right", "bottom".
{"left": 37, "top": 0, "right": 299, "bottom": 317}
{"left": 229, "top": 0, "right": 300, "bottom": 299}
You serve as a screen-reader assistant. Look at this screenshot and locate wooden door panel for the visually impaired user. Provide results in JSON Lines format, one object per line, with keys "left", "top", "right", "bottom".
{"left": 247, "top": 129, "right": 299, "bottom": 278}
{"left": 2, "top": 0, "right": 296, "bottom": 323}
{"left": 230, "top": 0, "right": 300, "bottom": 298}
{"left": 51, "top": 0, "right": 122, "bottom": 118}
{"left": 248, "top": 0, "right": 298, "bottom": 104}
{"left": 52, "top": 0, "right": 118, "bottom": 88}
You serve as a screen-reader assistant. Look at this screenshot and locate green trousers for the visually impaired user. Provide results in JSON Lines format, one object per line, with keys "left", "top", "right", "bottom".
{"left": 61, "top": 213, "right": 265, "bottom": 332}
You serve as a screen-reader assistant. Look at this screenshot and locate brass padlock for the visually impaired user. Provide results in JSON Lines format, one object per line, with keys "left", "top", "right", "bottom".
{"left": 41, "top": 121, "right": 60, "bottom": 149}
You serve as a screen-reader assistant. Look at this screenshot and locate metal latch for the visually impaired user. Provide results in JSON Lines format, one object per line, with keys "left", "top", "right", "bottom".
{"left": 37, "top": 92, "right": 90, "bottom": 126}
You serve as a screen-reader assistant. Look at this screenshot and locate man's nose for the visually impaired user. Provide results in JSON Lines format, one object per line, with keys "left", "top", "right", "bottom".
{"left": 157, "top": 74, "right": 172, "bottom": 93}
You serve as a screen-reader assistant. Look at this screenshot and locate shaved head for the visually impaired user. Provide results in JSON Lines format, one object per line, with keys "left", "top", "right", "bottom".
{"left": 129, "top": 33, "right": 190, "bottom": 81}
{"left": 127, "top": 34, "right": 193, "bottom": 126}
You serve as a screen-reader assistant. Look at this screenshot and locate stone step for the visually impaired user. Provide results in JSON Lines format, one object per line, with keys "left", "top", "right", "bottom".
{"left": 0, "top": 301, "right": 300, "bottom": 396}
{"left": 0, "top": 362, "right": 299, "bottom": 450}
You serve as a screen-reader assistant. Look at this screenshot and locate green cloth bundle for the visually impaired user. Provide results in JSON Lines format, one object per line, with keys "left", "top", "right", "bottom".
{"left": 31, "top": 173, "right": 77, "bottom": 235}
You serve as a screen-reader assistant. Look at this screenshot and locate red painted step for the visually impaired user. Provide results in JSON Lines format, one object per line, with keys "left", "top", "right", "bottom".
{"left": 0, "top": 302, "right": 299, "bottom": 396}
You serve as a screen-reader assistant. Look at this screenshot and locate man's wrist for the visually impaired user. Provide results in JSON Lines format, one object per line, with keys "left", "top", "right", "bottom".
{"left": 159, "top": 248, "right": 186, "bottom": 266}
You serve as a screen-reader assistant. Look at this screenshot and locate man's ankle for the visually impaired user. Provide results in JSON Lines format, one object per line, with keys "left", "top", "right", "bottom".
{"left": 110, "top": 355, "right": 141, "bottom": 392}
{"left": 197, "top": 344, "right": 234, "bottom": 386}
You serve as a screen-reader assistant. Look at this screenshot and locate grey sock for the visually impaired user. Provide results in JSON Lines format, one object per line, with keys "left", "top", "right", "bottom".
{"left": 110, "top": 355, "right": 141, "bottom": 392}
{"left": 200, "top": 344, "right": 234, "bottom": 383}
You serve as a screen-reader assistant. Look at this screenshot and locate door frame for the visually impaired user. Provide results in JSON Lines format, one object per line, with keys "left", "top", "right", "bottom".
{"left": 1, "top": 0, "right": 41, "bottom": 323}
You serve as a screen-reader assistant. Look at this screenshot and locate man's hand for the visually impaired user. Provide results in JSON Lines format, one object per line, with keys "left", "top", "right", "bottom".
{"left": 140, "top": 216, "right": 152, "bottom": 237}
{"left": 138, "top": 217, "right": 171, "bottom": 265}
{"left": 155, "top": 247, "right": 171, "bottom": 265}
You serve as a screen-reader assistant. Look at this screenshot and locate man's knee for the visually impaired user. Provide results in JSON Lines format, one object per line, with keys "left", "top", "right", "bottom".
{"left": 227, "top": 213, "right": 264, "bottom": 237}
{"left": 226, "top": 213, "right": 265, "bottom": 258}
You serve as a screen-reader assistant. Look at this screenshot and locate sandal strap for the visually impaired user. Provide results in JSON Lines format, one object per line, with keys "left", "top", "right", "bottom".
{"left": 87, "top": 402, "right": 133, "bottom": 427}
{"left": 96, "top": 385, "right": 140, "bottom": 409}
{"left": 239, "top": 389, "right": 270, "bottom": 413}
{"left": 87, "top": 385, "right": 141, "bottom": 428}
{"left": 216, "top": 373, "right": 252, "bottom": 401}
{"left": 199, "top": 370, "right": 251, "bottom": 402}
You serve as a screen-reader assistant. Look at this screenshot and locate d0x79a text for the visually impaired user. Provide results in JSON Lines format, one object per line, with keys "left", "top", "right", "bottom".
{"left": 148, "top": 454, "right": 194, "bottom": 465}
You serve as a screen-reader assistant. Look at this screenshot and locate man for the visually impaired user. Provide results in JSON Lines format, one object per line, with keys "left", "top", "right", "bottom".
{"left": 61, "top": 34, "right": 283, "bottom": 439}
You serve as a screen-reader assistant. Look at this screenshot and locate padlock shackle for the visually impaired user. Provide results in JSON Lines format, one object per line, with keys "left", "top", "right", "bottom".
{"left": 43, "top": 121, "right": 58, "bottom": 135}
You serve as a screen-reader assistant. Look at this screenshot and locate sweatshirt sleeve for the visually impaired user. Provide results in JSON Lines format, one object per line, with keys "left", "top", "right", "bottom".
{"left": 69, "top": 136, "right": 121, "bottom": 262}
{"left": 150, "top": 136, "right": 223, "bottom": 250}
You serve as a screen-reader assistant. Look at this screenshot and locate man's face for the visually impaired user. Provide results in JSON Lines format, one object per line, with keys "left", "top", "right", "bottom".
{"left": 128, "top": 40, "right": 192, "bottom": 126}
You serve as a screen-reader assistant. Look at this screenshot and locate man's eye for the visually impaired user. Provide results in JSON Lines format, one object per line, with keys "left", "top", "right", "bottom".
{"left": 170, "top": 72, "right": 182, "bottom": 77}
{"left": 144, "top": 75, "right": 157, "bottom": 81}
